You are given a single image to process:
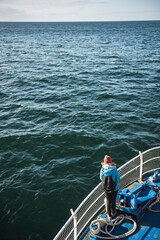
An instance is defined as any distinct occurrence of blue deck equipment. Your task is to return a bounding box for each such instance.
[116,180,158,221]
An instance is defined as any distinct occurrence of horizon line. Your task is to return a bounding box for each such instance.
[0,19,160,23]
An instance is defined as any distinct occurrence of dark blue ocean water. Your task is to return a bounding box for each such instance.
[0,21,160,240]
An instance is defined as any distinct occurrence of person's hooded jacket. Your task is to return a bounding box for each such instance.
[100,164,120,191]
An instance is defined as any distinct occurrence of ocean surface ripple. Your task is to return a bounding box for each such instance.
[0,21,160,240]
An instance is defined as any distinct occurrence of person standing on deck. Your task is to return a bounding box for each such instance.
[100,155,120,221]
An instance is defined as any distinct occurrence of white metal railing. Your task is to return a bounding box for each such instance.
[53,146,160,240]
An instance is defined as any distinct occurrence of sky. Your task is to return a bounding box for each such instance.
[0,0,160,22]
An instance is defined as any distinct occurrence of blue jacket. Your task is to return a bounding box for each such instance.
[100,164,120,191]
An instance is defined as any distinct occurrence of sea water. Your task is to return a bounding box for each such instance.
[0,21,160,240]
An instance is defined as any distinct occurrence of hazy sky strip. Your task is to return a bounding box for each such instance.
[0,0,160,22]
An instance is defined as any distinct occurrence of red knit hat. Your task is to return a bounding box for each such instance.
[101,155,112,165]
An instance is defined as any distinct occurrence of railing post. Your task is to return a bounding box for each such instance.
[104,197,107,213]
[139,151,143,181]
[70,209,77,240]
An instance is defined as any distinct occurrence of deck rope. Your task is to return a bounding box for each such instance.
[149,189,160,212]
[90,214,137,239]
[144,179,160,212]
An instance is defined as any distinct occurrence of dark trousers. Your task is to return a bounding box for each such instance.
[105,190,118,217]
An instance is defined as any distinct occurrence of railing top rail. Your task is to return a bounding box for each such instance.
[75,182,101,214]
[53,214,73,240]
[118,146,160,171]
